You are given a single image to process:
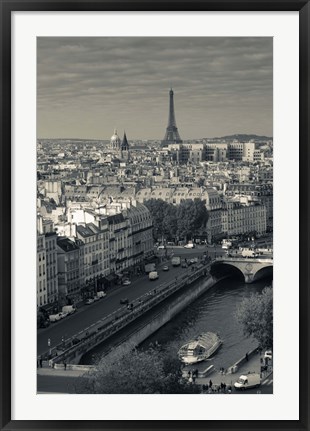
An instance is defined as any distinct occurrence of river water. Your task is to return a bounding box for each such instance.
[85,275,272,367]
[139,275,272,370]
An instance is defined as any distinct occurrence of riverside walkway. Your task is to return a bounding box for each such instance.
[37,347,272,394]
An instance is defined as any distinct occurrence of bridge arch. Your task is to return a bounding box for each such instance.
[211,258,273,284]
[210,261,245,281]
[252,265,273,282]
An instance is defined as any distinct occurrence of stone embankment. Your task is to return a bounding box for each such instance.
[49,263,221,366]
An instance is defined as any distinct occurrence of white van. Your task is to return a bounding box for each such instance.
[49,313,63,322]
[149,271,159,280]
[62,305,76,315]
[234,373,261,390]
[184,242,195,249]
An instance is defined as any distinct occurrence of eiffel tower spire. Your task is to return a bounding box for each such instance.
[162,88,182,146]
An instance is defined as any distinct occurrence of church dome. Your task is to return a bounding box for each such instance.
[111,129,121,144]
[110,129,121,150]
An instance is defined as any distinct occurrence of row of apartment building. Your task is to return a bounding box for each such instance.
[37,202,153,312]
[135,187,269,242]
[167,141,265,164]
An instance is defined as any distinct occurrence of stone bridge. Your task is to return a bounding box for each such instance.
[211,257,273,283]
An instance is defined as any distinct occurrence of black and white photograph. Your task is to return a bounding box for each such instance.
[35,36,274,395]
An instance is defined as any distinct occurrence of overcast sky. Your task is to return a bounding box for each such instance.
[37,37,273,140]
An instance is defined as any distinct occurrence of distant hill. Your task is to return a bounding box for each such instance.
[211,134,273,141]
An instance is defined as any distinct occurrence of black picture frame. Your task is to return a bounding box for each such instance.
[1,1,309,430]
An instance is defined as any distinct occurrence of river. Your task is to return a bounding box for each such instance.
[139,275,272,370]
[84,274,272,368]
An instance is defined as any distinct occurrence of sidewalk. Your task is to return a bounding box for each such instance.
[192,350,272,390]
[37,367,90,378]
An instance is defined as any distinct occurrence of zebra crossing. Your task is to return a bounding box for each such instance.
[262,377,273,386]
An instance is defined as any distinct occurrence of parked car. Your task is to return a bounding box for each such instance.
[58,311,68,319]
[162,265,169,271]
[49,313,63,323]
[85,298,94,305]
[122,279,132,286]
[181,262,188,268]
[93,296,100,302]
[62,305,76,315]
[157,245,165,250]
[120,298,129,305]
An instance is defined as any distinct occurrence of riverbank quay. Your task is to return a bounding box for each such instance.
[37,349,272,394]
[184,348,273,392]
[47,264,219,366]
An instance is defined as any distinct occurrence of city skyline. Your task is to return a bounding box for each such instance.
[37,37,273,140]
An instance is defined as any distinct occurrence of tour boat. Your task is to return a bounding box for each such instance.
[178,332,222,364]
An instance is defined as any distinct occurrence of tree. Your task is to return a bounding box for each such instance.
[144,199,169,240]
[176,199,209,241]
[74,343,201,394]
[235,286,273,349]
[144,198,209,242]
[162,204,177,239]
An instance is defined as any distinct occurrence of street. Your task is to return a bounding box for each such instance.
[37,248,206,356]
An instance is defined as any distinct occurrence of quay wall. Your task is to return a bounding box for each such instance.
[50,269,225,366]
[79,274,222,364]
[114,275,217,350]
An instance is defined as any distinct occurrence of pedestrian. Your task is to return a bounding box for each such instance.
[39,357,43,368]
[188,370,191,378]
[245,352,249,362]
[209,379,213,388]
[64,361,67,370]
[223,382,226,393]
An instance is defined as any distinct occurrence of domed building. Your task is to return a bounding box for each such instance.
[109,129,121,152]
[106,129,130,162]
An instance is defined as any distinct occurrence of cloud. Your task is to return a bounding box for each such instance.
[37,37,272,139]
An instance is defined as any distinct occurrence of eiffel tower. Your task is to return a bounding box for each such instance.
[162,88,182,146]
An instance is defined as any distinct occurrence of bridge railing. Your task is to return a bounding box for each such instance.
[214,256,273,263]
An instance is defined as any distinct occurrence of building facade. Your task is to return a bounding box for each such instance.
[57,237,83,305]
[37,234,47,309]
[45,232,59,306]
[221,199,267,237]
